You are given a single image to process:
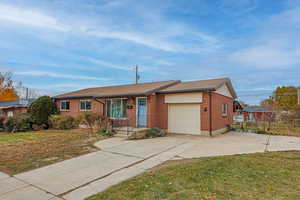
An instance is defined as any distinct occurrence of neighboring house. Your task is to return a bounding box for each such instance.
[53,78,237,135]
[0,99,35,117]
[243,106,275,122]
[298,87,300,105]
[233,101,244,123]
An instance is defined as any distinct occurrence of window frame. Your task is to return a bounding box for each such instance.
[106,98,127,119]
[80,100,92,111]
[222,103,228,116]
[60,100,70,111]
[7,111,14,117]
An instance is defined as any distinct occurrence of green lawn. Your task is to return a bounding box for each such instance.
[88,151,300,200]
[0,129,106,175]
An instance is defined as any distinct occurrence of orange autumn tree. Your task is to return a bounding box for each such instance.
[0,72,18,101]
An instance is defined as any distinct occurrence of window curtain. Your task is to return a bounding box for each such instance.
[107,99,127,118]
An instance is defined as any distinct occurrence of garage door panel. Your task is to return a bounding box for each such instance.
[168,104,201,135]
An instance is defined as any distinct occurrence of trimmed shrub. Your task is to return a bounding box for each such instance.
[28,96,57,128]
[50,115,78,130]
[145,128,166,138]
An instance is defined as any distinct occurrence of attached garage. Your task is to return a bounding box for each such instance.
[165,92,202,135]
[168,104,201,135]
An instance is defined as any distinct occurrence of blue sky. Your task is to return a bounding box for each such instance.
[0,0,300,104]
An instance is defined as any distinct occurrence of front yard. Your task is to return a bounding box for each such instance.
[0,129,105,175]
[88,151,300,200]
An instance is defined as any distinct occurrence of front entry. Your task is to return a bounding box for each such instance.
[137,97,147,127]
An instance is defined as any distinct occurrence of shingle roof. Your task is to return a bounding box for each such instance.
[0,99,35,108]
[54,80,180,99]
[158,77,237,98]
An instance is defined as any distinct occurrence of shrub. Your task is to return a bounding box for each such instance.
[15,113,32,131]
[28,96,57,128]
[145,128,166,138]
[0,116,6,129]
[50,115,78,130]
[3,113,32,132]
[3,117,16,132]
[97,129,114,137]
[77,112,99,131]
[95,116,112,133]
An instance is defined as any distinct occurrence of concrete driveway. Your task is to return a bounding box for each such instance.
[1,132,300,200]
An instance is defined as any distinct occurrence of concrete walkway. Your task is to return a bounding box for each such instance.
[1,132,300,200]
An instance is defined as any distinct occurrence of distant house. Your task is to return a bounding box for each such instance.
[233,101,244,123]
[0,99,35,117]
[53,78,237,136]
[243,106,275,122]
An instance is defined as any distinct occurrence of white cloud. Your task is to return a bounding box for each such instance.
[228,46,300,68]
[0,3,67,31]
[228,5,300,68]
[82,57,133,71]
[0,2,221,53]
[15,70,109,81]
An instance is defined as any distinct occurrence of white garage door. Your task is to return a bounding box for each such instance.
[168,104,201,135]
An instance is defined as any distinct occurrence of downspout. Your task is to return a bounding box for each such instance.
[94,98,105,116]
[209,91,213,137]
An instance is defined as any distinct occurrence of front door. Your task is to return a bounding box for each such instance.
[137,97,147,127]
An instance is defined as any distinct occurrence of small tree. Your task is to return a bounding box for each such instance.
[28,96,57,128]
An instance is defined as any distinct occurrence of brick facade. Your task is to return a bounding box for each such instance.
[55,91,234,133]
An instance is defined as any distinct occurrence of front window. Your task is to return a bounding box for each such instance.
[7,111,14,117]
[222,103,228,115]
[60,100,70,111]
[80,100,92,110]
[106,99,127,118]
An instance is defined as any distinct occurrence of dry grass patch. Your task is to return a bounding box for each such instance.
[0,129,105,175]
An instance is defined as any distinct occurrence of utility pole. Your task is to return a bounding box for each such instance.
[135,65,140,84]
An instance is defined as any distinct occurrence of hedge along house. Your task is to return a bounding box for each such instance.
[53,78,237,136]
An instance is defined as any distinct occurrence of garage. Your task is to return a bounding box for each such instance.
[165,92,202,135]
[168,103,201,135]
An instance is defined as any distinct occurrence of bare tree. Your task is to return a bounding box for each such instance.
[0,72,14,90]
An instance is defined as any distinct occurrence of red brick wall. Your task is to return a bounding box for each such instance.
[200,93,210,131]
[154,92,234,132]
[155,95,168,129]
[127,97,136,127]
[210,92,233,131]
[55,92,234,132]
[55,98,104,117]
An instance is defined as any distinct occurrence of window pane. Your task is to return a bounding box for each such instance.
[86,101,91,110]
[66,101,70,110]
[80,101,85,110]
[111,99,121,118]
